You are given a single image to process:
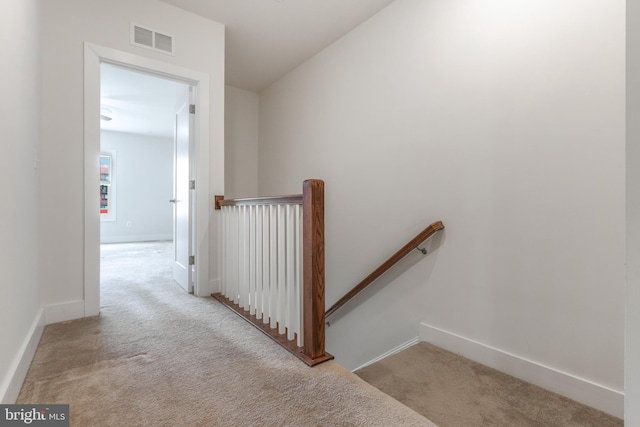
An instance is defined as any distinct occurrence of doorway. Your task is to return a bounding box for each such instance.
[99,62,194,293]
[84,43,212,317]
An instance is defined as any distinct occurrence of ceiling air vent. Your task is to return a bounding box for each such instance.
[131,23,174,55]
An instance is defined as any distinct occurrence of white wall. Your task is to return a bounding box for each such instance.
[0,0,44,402]
[225,86,259,199]
[40,0,224,317]
[627,0,640,423]
[100,131,173,243]
[259,0,624,416]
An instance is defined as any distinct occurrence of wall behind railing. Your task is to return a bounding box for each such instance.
[257,0,624,416]
[225,86,259,200]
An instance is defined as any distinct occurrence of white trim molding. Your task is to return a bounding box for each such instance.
[84,43,211,315]
[419,322,623,418]
[208,278,221,297]
[0,309,45,403]
[352,337,420,373]
[100,235,173,244]
[45,301,86,325]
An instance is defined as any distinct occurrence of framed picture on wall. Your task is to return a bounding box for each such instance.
[100,154,112,215]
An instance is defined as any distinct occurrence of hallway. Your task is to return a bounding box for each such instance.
[17,242,431,426]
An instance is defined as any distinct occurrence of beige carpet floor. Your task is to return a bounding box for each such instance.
[355,342,622,427]
[18,241,433,426]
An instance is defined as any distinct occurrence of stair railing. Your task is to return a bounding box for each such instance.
[212,179,333,366]
[324,221,444,321]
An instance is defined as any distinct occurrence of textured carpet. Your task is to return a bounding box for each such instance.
[18,241,434,426]
[355,342,622,427]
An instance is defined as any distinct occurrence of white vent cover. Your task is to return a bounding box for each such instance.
[130,23,174,55]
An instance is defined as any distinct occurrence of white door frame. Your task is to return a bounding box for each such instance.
[84,43,211,316]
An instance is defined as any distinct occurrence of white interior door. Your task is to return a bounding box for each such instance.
[172,96,193,292]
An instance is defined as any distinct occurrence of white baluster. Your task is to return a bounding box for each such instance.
[220,196,311,351]
[277,205,286,335]
[255,205,263,320]
[220,206,226,298]
[230,206,239,304]
[262,205,271,325]
[286,204,296,341]
[296,204,304,347]
[221,206,226,298]
[248,205,256,315]
[269,205,278,329]
[240,206,249,311]
[235,206,242,305]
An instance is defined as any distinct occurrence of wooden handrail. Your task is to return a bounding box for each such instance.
[324,221,444,319]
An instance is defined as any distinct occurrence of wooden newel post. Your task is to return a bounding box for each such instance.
[303,179,327,361]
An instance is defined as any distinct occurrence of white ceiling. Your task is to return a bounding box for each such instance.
[100,63,188,138]
[160,0,396,92]
[100,0,396,137]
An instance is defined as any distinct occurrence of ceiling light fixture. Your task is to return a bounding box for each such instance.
[100,107,113,121]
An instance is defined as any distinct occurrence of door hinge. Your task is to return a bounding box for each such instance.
[189,180,195,190]
[189,104,196,114]
[189,255,195,266]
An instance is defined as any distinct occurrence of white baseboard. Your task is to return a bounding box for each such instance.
[352,337,420,373]
[45,300,86,325]
[100,234,172,244]
[207,278,220,296]
[0,308,44,403]
[419,322,623,418]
